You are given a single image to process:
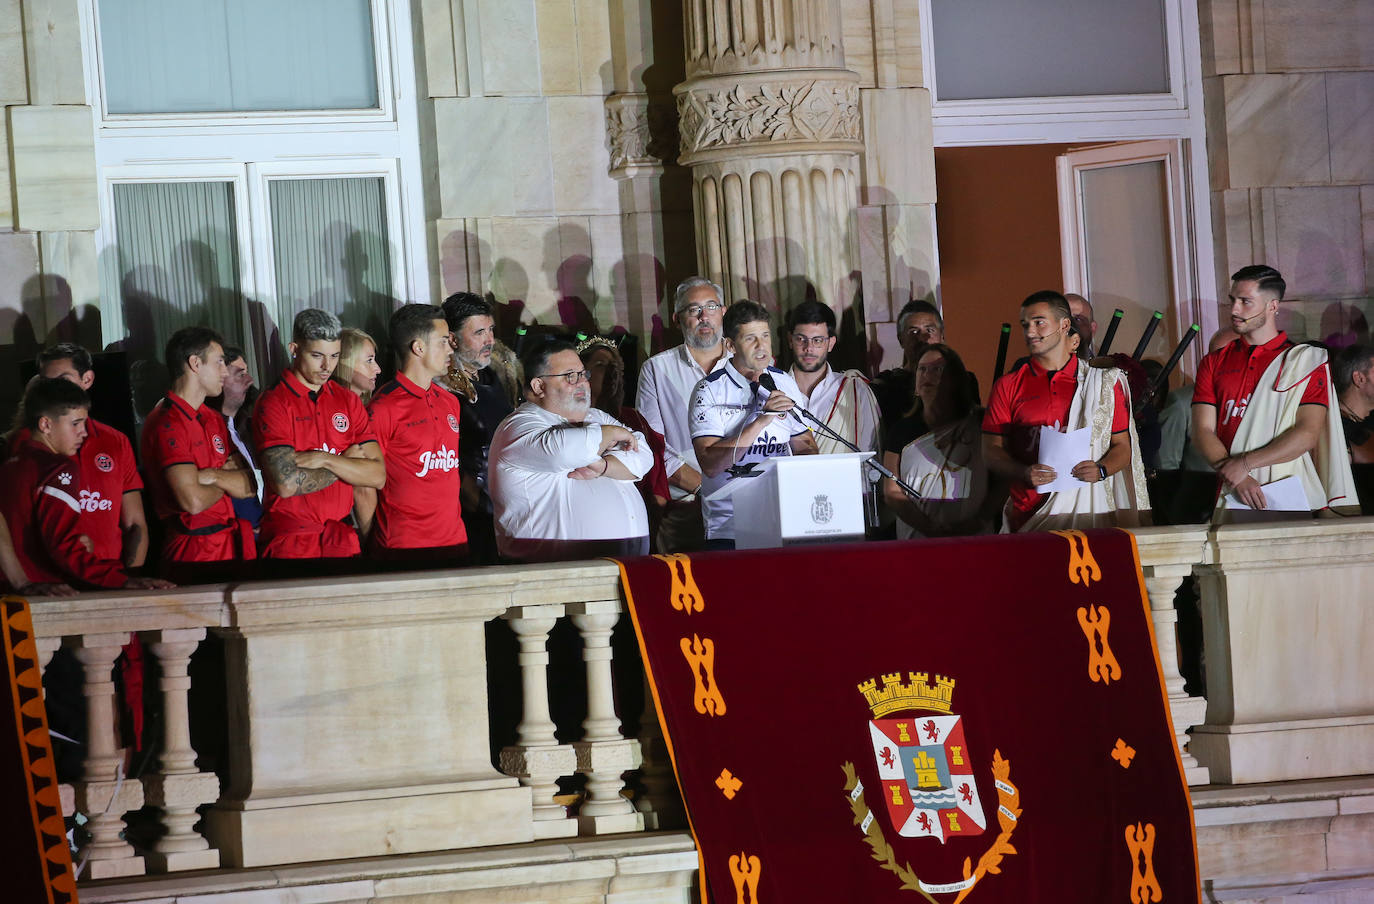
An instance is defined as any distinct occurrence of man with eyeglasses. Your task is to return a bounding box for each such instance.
[873,299,948,424]
[786,300,880,454]
[489,339,653,562]
[636,276,732,552]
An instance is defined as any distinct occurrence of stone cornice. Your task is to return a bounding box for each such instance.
[674,70,862,166]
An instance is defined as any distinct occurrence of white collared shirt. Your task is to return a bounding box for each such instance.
[791,364,881,454]
[489,403,653,552]
[689,362,809,540]
[636,343,729,498]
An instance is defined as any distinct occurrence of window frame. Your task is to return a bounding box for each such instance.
[80,0,395,129]
[84,0,428,383]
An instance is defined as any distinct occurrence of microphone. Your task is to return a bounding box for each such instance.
[1233,311,1266,325]
[755,371,923,501]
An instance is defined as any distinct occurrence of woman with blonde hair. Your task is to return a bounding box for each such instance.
[334,327,383,403]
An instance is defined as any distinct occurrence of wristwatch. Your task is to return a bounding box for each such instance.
[1096,463,1108,481]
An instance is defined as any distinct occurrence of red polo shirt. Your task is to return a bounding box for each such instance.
[11,419,141,562]
[254,371,376,558]
[368,373,468,551]
[1193,333,1328,451]
[142,392,248,563]
[0,440,127,588]
[983,355,1129,530]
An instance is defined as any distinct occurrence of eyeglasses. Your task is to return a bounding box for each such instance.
[537,369,590,385]
[681,303,723,319]
[791,334,830,348]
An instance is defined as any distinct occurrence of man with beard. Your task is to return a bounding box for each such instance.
[489,339,653,562]
[254,309,384,562]
[691,300,818,549]
[785,300,880,454]
[1192,265,1356,517]
[636,276,731,551]
[438,292,512,563]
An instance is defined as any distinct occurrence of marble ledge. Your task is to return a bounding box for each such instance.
[28,585,229,639]
[77,833,699,903]
[1192,775,1374,814]
[1203,517,1374,569]
[1128,524,1210,570]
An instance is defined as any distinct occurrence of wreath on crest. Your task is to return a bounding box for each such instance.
[841,750,1022,903]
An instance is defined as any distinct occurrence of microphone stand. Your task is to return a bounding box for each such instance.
[788,405,925,502]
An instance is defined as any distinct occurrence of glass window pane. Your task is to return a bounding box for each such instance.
[111,181,243,413]
[1080,161,1176,360]
[98,0,378,114]
[269,177,395,347]
[930,0,1169,100]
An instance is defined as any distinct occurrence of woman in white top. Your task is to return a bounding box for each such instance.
[882,344,994,538]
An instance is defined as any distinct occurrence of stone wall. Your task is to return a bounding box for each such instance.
[0,0,102,422]
[1201,0,1374,346]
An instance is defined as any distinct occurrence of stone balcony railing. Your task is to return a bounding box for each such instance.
[25,520,1374,901]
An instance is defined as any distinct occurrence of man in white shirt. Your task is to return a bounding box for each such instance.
[635,276,730,552]
[785,300,880,454]
[490,339,654,562]
[691,300,819,549]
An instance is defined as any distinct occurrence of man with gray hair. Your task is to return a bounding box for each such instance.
[254,308,385,561]
[635,276,730,551]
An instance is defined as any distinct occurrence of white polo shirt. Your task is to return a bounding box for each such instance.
[792,364,881,454]
[689,361,809,540]
[489,403,653,556]
[636,343,729,498]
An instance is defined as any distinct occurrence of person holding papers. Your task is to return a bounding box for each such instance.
[1191,265,1357,520]
[982,291,1149,532]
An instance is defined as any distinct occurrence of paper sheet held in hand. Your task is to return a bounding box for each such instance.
[1037,425,1091,495]
[1224,474,1310,511]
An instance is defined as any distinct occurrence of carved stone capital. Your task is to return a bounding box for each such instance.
[674,71,862,166]
[605,93,679,179]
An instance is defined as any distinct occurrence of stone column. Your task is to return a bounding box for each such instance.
[674,0,863,314]
[71,634,145,879]
[142,629,221,871]
[1131,527,1211,786]
[569,601,643,834]
[498,605,578,840]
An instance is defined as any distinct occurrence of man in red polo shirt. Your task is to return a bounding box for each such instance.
[36,343,155,575]
[142,327,257,575]
[254,309,384,560]
[2,379,169,589]
[366,304,468,561]
[1192,265,1352,514]
[983,291,1135,531]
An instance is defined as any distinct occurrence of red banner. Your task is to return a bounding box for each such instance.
[619,530,1198,904]
[2,596,78,904]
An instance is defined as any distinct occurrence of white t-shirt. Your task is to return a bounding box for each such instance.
[689,361,810,540]
[489,403,653,556]
[636,344,729,499]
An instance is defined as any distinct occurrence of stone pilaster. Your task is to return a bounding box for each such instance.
[674,0,863,315]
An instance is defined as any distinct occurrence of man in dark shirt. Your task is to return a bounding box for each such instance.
[440,292,514,564]
[1333,343,1374,513]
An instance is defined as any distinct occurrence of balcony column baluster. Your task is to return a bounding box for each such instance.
[71,633,145,879]
[570,601,643,834]
[143,628,222,871]
[498,605,578,839]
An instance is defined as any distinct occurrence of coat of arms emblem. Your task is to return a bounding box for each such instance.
[811,493,834,524]
[843,671,1022,899]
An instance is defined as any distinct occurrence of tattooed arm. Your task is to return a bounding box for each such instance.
[262,444,339,498]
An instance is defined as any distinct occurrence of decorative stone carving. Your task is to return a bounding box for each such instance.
[676,74,861,165]
[605,94,679,177]
[683,0,845,78]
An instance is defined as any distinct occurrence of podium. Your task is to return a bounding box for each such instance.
[704,452,872,549]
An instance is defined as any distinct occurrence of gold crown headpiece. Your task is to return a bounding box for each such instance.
[857,672,955,718]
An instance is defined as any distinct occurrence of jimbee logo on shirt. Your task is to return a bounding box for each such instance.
[447,413,460,433]
[94,453,115,473]
[415,445,460,478]
[745,436,790,458]
[78,490,114,512]
[333,413,350,433]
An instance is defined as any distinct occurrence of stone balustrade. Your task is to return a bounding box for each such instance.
[22,519,1374,896]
